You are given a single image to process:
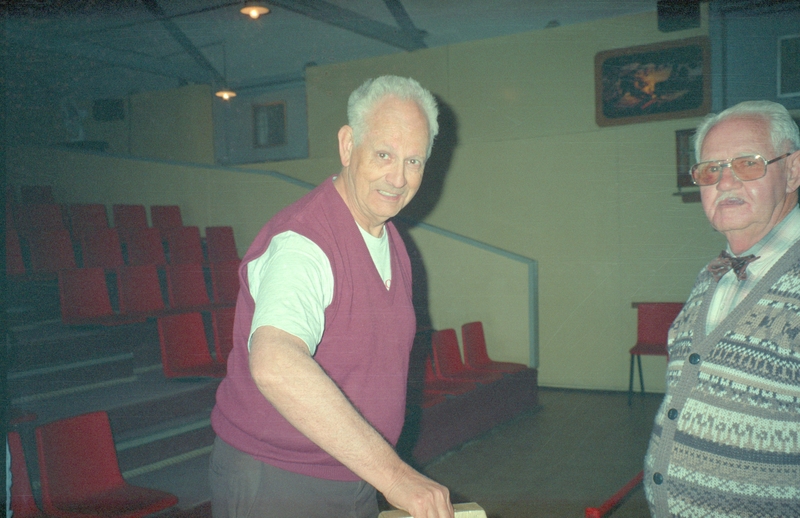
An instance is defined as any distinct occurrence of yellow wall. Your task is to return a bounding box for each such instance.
[275,9,724,391]
[9,9,727,391]
[83,84,215,164]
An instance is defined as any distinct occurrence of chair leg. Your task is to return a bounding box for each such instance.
[628,354,635,406]
[636,355,645,394]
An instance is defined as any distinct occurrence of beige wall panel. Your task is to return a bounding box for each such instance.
[129,84,214,164]
[204,172,310,254]
[407,226,532,366]
[445,11,707,144]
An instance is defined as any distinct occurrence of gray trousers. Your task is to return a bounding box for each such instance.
[209,437,380,518]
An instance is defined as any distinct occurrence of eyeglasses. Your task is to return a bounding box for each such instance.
[690,153,791,186]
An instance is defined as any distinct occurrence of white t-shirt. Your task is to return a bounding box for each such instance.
[247,226,391,354]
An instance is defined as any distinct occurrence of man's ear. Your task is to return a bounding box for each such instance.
[785,150,800,194]
[338,125,354,167]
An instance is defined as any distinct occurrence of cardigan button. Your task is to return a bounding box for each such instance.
[653,472,664,485]
[689,353,701,365]
[668,408,678,420]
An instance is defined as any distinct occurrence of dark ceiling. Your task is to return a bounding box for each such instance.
[4,0,659,102]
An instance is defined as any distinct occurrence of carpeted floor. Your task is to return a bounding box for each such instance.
[420,387,662,518]
[169,387,662,518]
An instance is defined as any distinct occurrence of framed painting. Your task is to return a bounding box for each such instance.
[595,37,710,127]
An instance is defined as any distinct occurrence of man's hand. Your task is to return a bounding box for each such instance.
[250,326,453,518]
[383,463,454,518]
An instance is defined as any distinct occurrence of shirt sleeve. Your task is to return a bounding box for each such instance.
[247,231,333,355]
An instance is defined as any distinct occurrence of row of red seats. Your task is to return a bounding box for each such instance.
[419,322,528,408]
[10,203,187,240]
[8,224,239,278]
[9,411,178,518]
[59,261,239,326]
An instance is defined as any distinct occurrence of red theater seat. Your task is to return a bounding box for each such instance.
[35,411,179,518]
[209,259,240,304]
[164,226,203,264]
[431,328,503,384]
[68,203,108,239]
[461,321,528,374]
[81,227,124,269]
[165,262,212,311]
[157,312,227,378]
[150,205,182,233]
[58,268,114,325]
[112,204,147,230]
[205,226,239,262]
[422,355,476,396]
[121,227,166,266]
[116,265,166,319]
[28,229,77,273]
[8,430,46,518]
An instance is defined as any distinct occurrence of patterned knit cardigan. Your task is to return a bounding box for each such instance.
[644,241,800,517]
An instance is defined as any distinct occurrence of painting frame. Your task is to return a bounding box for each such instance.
[595,37,711,127]
[675,128,696,189]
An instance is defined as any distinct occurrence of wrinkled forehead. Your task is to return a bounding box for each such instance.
[700,115,774,160]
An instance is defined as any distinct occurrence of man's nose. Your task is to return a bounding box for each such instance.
[385,162,408,188]
[716,163,741,189]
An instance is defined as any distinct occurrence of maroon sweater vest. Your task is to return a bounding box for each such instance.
[211,177,416,481]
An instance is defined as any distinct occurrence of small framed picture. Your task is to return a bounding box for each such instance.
[675,128,696,189]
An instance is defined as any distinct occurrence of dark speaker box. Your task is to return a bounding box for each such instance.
[657,0,701,33]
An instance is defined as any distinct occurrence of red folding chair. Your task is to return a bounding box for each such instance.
[67,203,108,240]
[112,204,148,230]
[205,226,239,262]
[150,205,182,233]
[29,229,77,274]
[58,268,115,325]
[116,265,166,319]
[629,302,684,405]
[35,411,179,518]
[461,321,528,374]
[164,226,204,264]
[166,262,212,310]
[8,430,46,518]
[157,312,227,378]
[432,329,503,384]
[81,227,124,269]
[121,227,166,266]
[209,259,240,304]
[212,306,235,364]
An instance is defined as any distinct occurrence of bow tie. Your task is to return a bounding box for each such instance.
[707,250,760,282]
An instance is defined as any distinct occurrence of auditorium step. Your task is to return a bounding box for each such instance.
[9,316,221,513]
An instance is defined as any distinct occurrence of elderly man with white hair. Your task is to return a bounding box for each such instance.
[645,100,800,517]
[211,76,453,518]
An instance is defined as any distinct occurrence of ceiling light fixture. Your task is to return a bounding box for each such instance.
[215,88,236,100]
[240,1,270,20]
[215,44,236,101]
